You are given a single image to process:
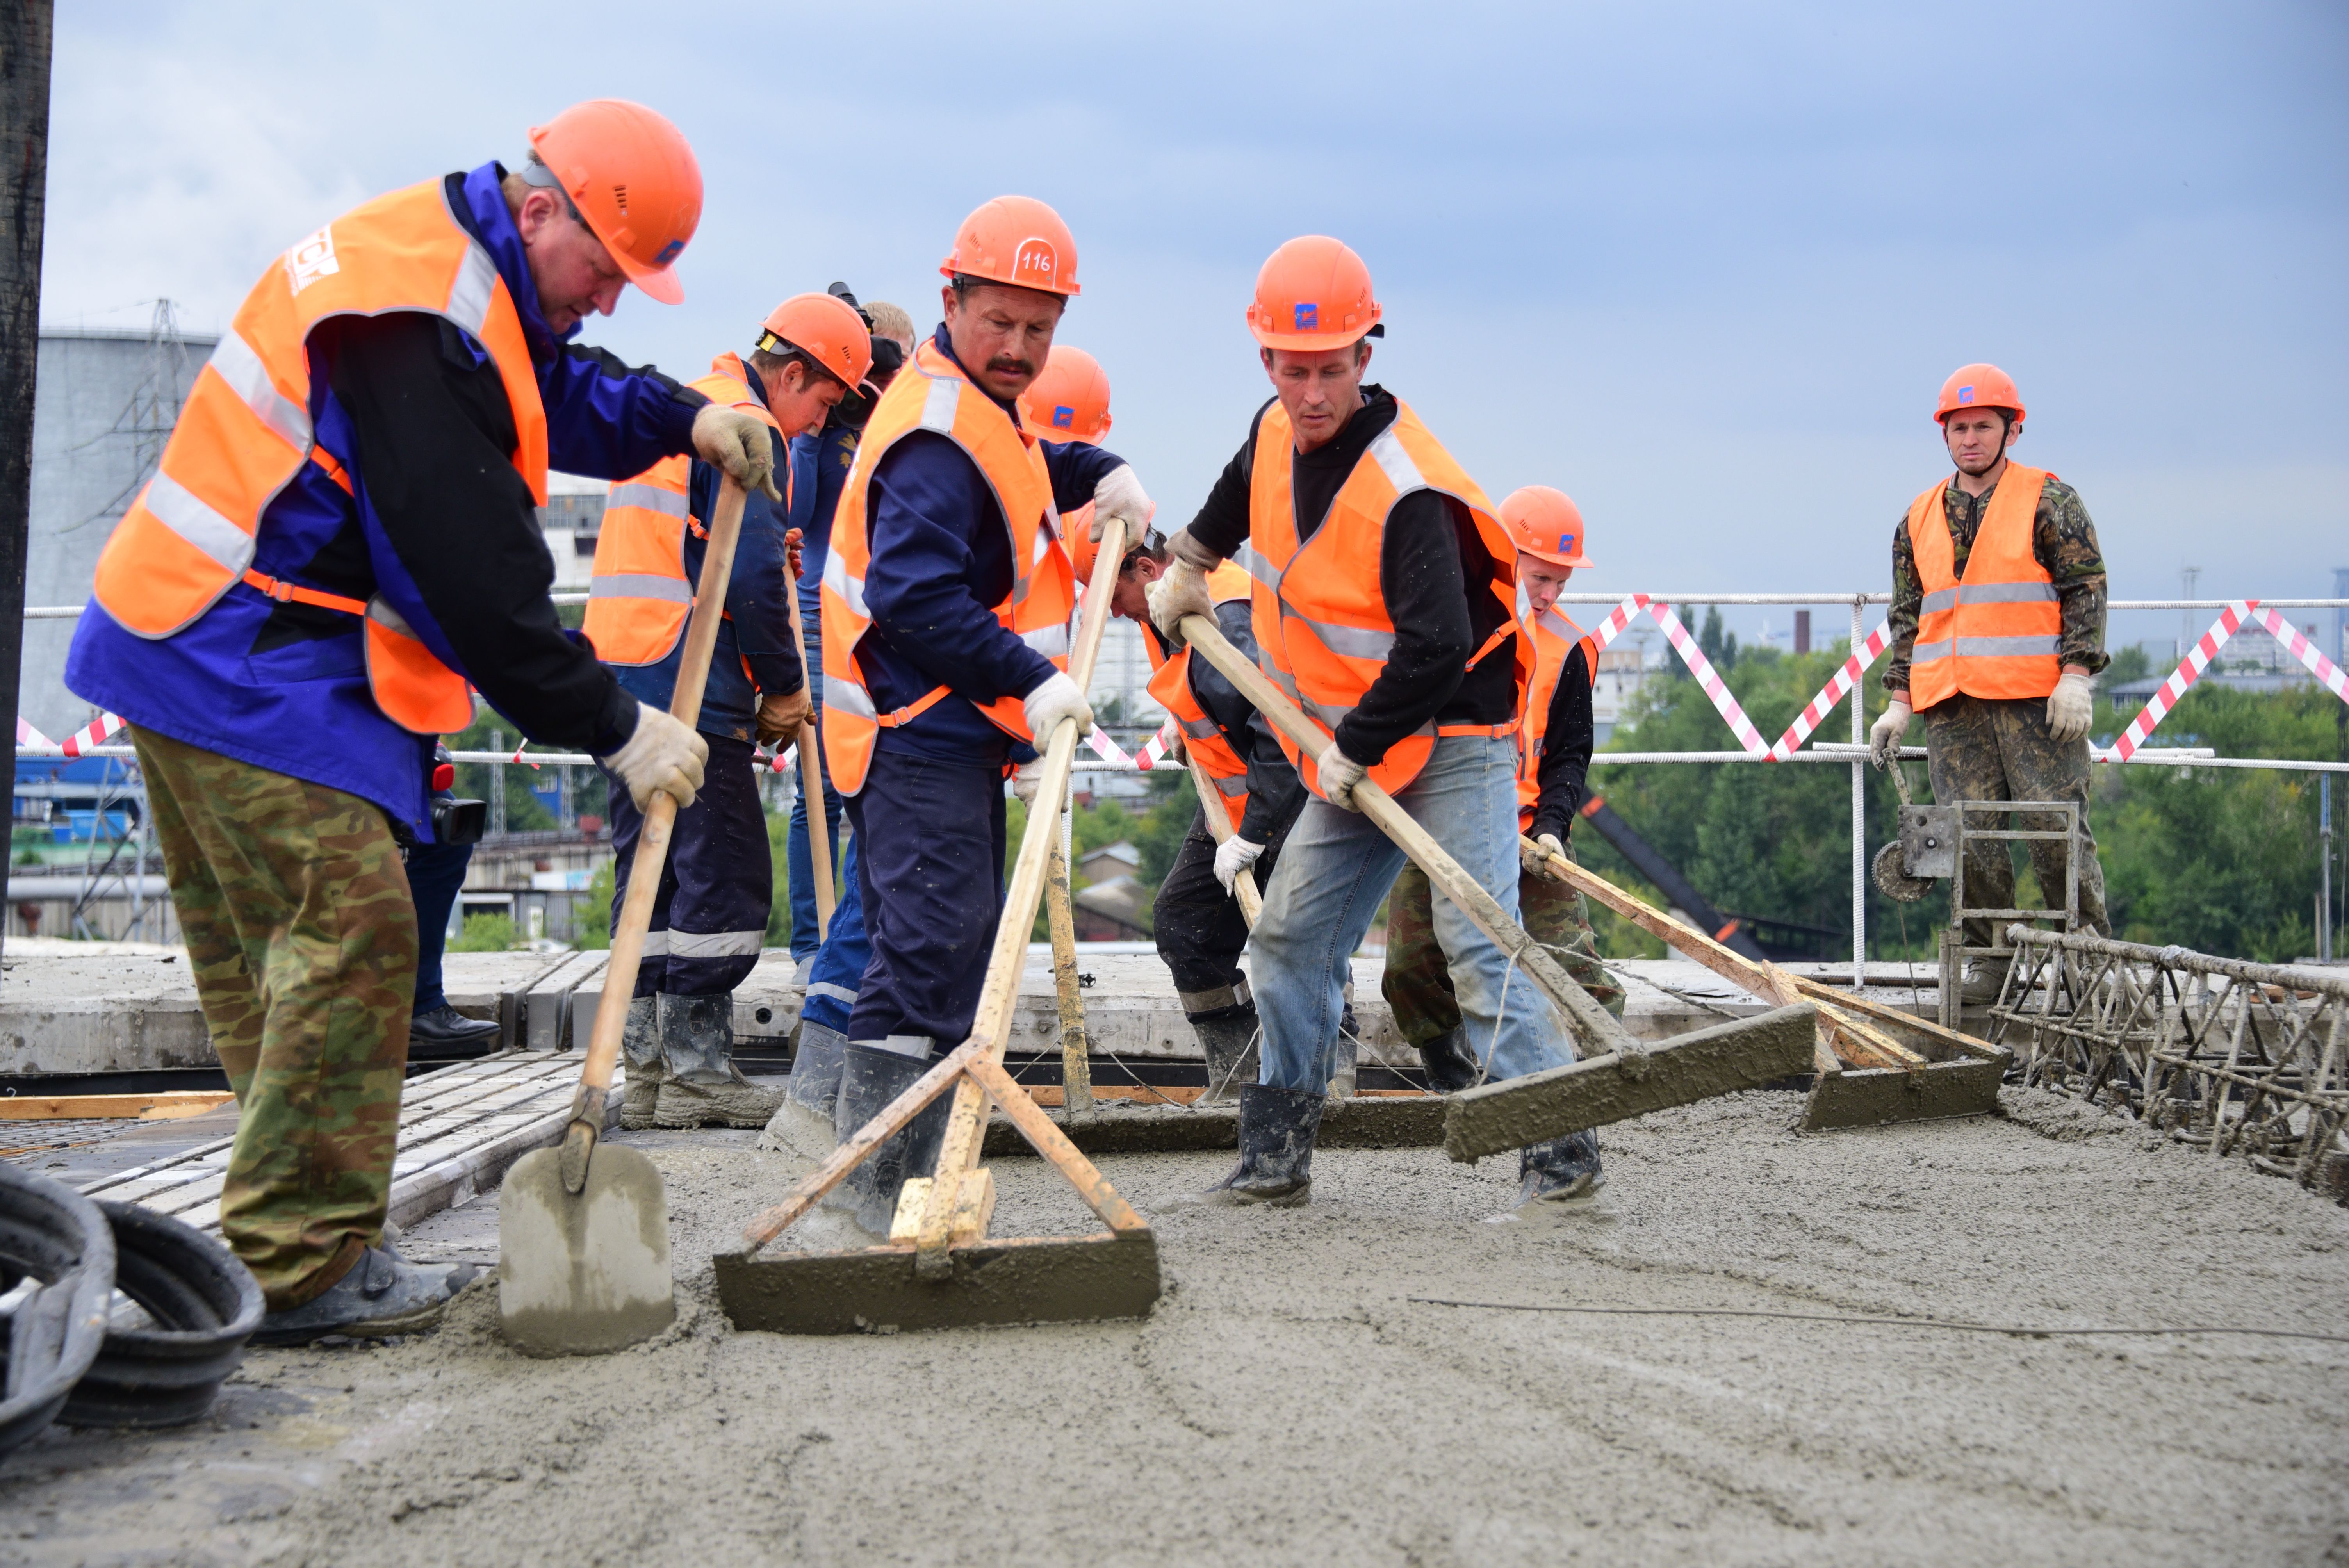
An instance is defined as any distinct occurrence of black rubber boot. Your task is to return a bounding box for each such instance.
[1189,1006,1260,1105]
[760,1020,848,1158]
[826,1044,950,1238]
[654,992,781,1129]
[1518,1129,1606,1208]
[618,995,664,1130]
[1193,1084,1325,1208]
[1417,1025,1480,1094]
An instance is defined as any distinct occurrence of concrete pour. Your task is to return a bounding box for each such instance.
[4,1086,2345,1566]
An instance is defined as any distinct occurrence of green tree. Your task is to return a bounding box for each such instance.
[451,912,520,952]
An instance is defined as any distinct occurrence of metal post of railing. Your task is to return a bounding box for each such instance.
[1850,598,1866,988]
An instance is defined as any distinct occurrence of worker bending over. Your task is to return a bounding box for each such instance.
[820,197,1155,1234]
[1148,236,1598,1211]
[587,294,874,1129]
[1869,365,2110,1000]
[1384,487,1623,1114]
[66,102,773,1342]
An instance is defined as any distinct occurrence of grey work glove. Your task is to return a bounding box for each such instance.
[690,404,783,504]
[1212,834,1265,894]
[600,702,709,811]
[1022,670,1094,745]
[1088,463,1154,542]
[1316,740,1368,812]
[2044,670,2095,743]
[1868,698,1913,768]
[1520,831,1566,878]
[1147,559,1217,645]
[1011,758,1047,804]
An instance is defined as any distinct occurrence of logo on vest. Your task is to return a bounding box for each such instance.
[1012,239,1059,286]
[284,225,340,295]
[1293,302,1319,332]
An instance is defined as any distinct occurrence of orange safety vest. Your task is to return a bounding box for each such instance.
[820,340,1078,796]
[89,178,542,737]
[583,353,779,666]
[1237,399,1527,800]
[1515,599,1599,831]
[1145,563,1256,832]
[1906,463,2062,709]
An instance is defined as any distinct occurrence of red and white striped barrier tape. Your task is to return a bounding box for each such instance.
[1770,620,1894,760]
[2105,600,2252,763]
[2245,603,2349,705]
[57,711,126,759]
[15,715,54,750]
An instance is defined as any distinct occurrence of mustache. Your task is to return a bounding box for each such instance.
[986,355,1034,377]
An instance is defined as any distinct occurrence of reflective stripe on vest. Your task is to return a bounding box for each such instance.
[820,340,1077,796]
[1515,597,1599,830]
[1144,565,1257,832]
[584,355,779,667]
[1244,399,1527,800]
[1906,463,2062,709]
[89,177,542,734]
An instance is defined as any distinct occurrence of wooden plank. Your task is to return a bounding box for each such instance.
[966,1054,1148,1235]
[0,1091,232,1121]
[1045,833,1095,1117]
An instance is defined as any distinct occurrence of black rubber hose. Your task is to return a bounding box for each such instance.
[0,1163,116,1459]
[61,1202,264,1430]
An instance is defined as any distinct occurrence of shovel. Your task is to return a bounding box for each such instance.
[780,529,835,940]
[499,473,750,1356]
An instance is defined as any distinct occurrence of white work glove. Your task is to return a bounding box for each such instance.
[1519,831,1565,878]
[1213,835,1265,894]
[1088,464,1153,542]
[1022,670,1094,745]
[1868,698,1913,768]
[1146,559,1217,645]
[690,404,782,504]
[2044,669,2094,743]
[1011,758,1046,804]
[600,702,709,811]
[1316,740,1368,812]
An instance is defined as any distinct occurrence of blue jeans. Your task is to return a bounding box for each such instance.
[786,614,845,959]
[1251,735,1573,1094]
[798,834,870,1035]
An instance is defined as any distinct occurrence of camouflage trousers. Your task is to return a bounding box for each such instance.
[1382,844,1626,1049]
[1920,693,2112,950]
[132,728,415,1310]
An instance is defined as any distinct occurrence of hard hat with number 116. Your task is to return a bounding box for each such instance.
[1501,486,1593,568]
[527,100,703,305]
[939,196,1082,296]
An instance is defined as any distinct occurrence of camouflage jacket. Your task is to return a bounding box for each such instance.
[1883,467,2108,694]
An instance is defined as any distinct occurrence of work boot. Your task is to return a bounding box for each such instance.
[250,1247,478,1347]
[1959,962,2007,1006]
[618,995,665,1130]
[1417,1025,1480,1094]
[406,1004,501,1062]
[1517,1130,1606,1210]
[653,992,783,1129]
[1190,1007,1260,1105]
[1191,1084,1325,1208]
[826,1043,950,1238]
[759,1019,849,1158]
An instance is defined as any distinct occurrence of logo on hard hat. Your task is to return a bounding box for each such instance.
[1013,239,1059,284]
[1052,406,1075,429]
[1294,302,1319,332]
[1957,386,1975,404]
[654,239,684,265]
[1559,533,1577,554]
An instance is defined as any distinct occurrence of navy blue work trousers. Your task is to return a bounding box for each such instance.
[405,839,473,1012]
[603,734,772,998]
[841,748,1006,1060]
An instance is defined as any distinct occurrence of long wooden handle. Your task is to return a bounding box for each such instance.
[561,476,749,1191]
[1176,612,1641,1066]
[781,558,835,939]
[1044,825,1094,1116]
[910,517,1130,1275]
[1187,758,1262,926]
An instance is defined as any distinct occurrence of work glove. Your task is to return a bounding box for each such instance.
[783,526,805,584]
[2044,669,2095,743]
[1022,670,1094,745]
[1147,559,1217,645]
[756,686,811,747]
[1868,697,1913,768]
[1519,831,1566,878]
[1316,740,1368,812]
[1213,834,1265,894]
[600,702,708,811]
[1088,464,1154,542]
[690,404,783,504]
[1011,758,1047,804]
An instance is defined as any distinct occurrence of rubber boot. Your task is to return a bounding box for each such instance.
[1517,1129,1606,1209]
[618,996,665,1130]
[1417,1025,1480,1094]
[1329,1004,1360,1099]
[1190,1007,1260,1105]
[1190,1084,1325,1208]
[759,1019,848,1158]
[824,1043,951,1239]
[1959,961,2006,1005]
[652,992,783,1129]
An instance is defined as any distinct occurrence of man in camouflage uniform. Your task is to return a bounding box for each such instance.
[1871,364,2110,998]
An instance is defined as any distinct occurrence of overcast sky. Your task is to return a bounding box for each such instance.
[38,1,2349,658]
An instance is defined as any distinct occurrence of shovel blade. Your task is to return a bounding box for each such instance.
[498,1143,674,1357]
[1442,1003,1819,1162]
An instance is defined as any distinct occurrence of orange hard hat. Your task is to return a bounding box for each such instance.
[1246,235,1382,351]
[1019,346,1112,445]
[1936,363,2025,424]
[528,100,703,306]
[939,195,1081,296]
[757,293,876,395]
[1500,486,1592,569]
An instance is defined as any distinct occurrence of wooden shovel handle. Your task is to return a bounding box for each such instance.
[781,550,835,940]
[1187,757,1262,926]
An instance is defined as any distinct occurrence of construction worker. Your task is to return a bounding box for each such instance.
[62,102,777,1343]
[1869,365,2111,998]
[586,293,874,1130]
[818,196,1156,1235]
[1383,487,1624,1099]
[1147,236,1602,1212]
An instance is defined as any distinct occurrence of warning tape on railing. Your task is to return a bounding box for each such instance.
[1586,593,1769,756]
[2104,600,2349,762]
[1770,620,1895,760]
